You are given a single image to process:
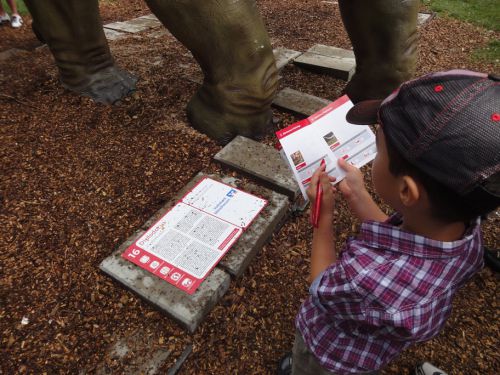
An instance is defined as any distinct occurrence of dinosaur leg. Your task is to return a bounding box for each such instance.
[25,0,137,104]
[146,0,278,144]
[339,0,419,103]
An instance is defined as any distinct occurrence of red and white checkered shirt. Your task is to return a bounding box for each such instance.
[296,214,484,374]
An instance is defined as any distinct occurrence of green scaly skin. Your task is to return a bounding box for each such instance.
[25,0,137,104]
[339,0,419,103]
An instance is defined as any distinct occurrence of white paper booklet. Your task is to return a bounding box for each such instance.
[122,177,267,294]
[276,95,377,200]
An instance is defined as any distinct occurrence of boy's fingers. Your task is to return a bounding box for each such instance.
[338,180,351,196]
[308,168,321,197]
[320,173,335,190]
[338,157,355,172]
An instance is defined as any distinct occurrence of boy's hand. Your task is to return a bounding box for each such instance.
[337,158,366,202]
[337,158,388,222]
[306,162,337,219]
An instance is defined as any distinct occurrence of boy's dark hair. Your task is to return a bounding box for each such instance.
[384,136,482,222]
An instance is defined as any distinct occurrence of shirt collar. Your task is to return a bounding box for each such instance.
[357,213,481,259]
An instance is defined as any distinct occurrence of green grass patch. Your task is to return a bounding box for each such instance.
[424,0,499,63]
[472,39,500,63]
[1,0,27,15]
[423,0,499,31]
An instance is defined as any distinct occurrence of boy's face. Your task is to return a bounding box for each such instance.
[372,126,401,210]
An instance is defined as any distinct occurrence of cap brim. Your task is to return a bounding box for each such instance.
[346,99,383,125]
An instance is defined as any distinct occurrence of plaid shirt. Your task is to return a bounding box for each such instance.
[296,214,483,374]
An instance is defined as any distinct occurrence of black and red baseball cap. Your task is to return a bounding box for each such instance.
[346,69,500,213]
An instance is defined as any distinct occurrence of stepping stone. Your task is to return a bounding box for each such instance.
[214,136,299,199]
[417,12,435,26]
[214,136,307,212]
[273,87,332,117]
[294,44,356,81]
[218,179,289,277]
[167,345,193,375]
[100,217,230,334]
[104,28,126,41]
[126,16,162,29]
[104,15,160,34]
[104,21,148,34]
[148,29,173,39]
[94,329,173,375]
[140,173,290,278]
[100,233,230,333]
[273,48,302,70]
[139,13,159,21]
[100,172,288,331]
[308,44,354,59]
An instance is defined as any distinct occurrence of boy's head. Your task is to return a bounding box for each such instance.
[347,70,500,222]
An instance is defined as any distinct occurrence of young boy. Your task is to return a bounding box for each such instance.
[280,70,499,374]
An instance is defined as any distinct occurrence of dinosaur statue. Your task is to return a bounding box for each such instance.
[25,0,419,144]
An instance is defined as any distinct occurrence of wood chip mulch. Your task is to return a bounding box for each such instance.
[0,1,498,374]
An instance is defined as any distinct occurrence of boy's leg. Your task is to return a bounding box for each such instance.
[291,330,337,375]
[291,330,379,375]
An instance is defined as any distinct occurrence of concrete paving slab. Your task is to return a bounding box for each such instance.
[100,219,230,333]
[166,345,193,375]
[214,136,299,199]
[418,12,435,26]
[100,243,230,333]
[219,181,289,277]
[100,172,289,332]
[94,329,172,375]
[140,172,289,278]
[104,28,126,41]
[139,14,159,21]
[126,17,162,29]
[273,87,331,117]
[148,29,173,39]
[307,44,354,59]
[104,20,149,33]
[273,48,302,70]
[294,51,355,81]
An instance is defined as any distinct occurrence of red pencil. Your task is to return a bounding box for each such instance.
[312,159,326,228]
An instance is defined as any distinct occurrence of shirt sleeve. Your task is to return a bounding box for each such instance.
[309,259,366,320]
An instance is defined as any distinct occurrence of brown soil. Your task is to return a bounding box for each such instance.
[1,1,499,374]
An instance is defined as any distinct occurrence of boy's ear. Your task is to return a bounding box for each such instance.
[399,175,421,207]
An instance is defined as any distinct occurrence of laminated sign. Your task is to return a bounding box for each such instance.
[276,95,377,200]
[122,178,267,294]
